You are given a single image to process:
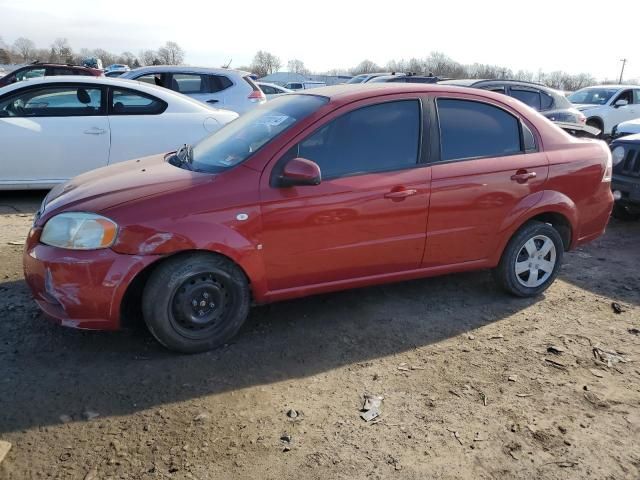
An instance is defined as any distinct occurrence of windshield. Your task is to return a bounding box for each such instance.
[568,88,618,105]
[191,94,328,173]
[346,75,367,84]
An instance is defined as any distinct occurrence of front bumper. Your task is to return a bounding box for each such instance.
[23,228,157,330]
[612,174,640,208]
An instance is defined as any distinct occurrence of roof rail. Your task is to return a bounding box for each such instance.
[473,78,549,88]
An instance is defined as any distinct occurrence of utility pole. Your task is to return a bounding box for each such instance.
[619,58,627,84]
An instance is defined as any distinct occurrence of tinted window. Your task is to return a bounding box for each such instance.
[297,100,421,178]
[135,74,163,87]
[0,86,102,117]
[111,89,166,115]
[50,67,75,76]
[210,75,233,93]
[540,92,554,110]
[437,99,521,161]
[260,85,277,95]
[511,89,541,110]
[487,86,506,94]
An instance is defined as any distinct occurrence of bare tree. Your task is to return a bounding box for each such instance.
[250,51,281,77]
[13,37,36,62]
[50,37,72,63]
[350,59,380,75]
[0,48,11,64]
[118,51,137,67]
[157,41,185,65]
[139,49,158,66]
[287,59,308,75]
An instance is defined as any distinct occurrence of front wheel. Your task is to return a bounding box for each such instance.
[142,253,250,353]
[493,221,564,297]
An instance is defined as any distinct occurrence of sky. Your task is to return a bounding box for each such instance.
[0,0,638,81]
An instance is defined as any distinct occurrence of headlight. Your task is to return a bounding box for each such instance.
[40,213,118,250]
[612,146,625,166]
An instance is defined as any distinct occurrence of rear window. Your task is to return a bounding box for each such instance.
[437,98,521,161]
[192,94,328,173]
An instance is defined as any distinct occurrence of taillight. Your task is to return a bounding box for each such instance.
[577,112,586,124]
[248,90,266,102]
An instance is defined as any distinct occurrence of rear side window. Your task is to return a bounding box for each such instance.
[297,100,421,178]
[510,88,541,110]
[260,84,277,95]
[0,85,102,117]
[540,92,554,110]
[110,88,167,115]
[170,74,206,94]
[210,75,233,92]
[437,99,521,161]
[49,67,75,76]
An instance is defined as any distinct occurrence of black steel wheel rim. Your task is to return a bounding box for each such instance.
[169,272,232,339]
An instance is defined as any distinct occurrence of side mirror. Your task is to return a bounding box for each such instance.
[614,99,629,108]
[279,157,321,187]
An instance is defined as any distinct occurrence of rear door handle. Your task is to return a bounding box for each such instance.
[511,171,537,183]
[384,189,417,199]
[206,99,219,104]
[84,127,106,135]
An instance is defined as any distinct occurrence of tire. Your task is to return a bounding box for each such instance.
[586,118,604,139]
[142,252,250,353]
[612,204,640,221]
[493,221,564,297]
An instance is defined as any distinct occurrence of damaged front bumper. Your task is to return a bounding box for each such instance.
[23,227,157,330]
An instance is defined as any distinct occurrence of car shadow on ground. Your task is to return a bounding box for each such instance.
[0,270,537,435]
[560,218,640,307]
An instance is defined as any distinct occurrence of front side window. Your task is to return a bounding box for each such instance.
[0,85,102,117]
[111,89,166,115]
[437,99,521,161]
[15,68,45,81]
[191,94,328,173]
[510,88,541,110]
[613,90,633,105]
[296,100,421,179]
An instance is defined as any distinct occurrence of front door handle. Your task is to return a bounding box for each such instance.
[511,171,537,183]
[384,188,417,199]
[84,127,106,135]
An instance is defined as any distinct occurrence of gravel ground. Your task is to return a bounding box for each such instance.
[0,191,639,480]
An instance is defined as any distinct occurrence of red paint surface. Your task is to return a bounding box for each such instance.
[23,85,614,330]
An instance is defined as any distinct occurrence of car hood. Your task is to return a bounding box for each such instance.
[572,104,602,112]
[39,154,213,223]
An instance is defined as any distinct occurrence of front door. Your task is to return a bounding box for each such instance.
[0,84,109,186]
[260,98,431,292]
[425,97,548,267]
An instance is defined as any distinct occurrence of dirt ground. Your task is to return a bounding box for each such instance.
[0,191,639,480]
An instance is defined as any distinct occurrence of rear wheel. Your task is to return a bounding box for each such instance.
[493,221,564,297]
[142,253,250,353]
[586,118,604,138]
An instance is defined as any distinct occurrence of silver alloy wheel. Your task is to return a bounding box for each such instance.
[514,234,557,288]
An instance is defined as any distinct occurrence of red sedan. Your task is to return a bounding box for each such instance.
[24,84,614,352]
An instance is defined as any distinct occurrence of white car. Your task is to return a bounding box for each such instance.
[283,81,326,91]
[0,76,238,190]
[256,82,293,99]
[612,118,640,139]
[568,85,640,136]
[120,66,266,114]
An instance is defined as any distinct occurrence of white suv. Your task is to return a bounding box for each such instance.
[120,66,266,114]
[568,85,640,136]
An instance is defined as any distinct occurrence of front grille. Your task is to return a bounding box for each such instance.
[615,146,640,178]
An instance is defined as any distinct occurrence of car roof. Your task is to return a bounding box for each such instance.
[579,84,640,90]
[122,65,250,77]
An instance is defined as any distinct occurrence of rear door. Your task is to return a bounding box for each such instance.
[259,96,431,291]
[167,73,232,108]
[0,83,109,186]
[424,96,548,267]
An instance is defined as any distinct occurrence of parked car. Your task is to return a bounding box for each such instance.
[0,76,238,189]
[610,134,640,220]
[120,66,265,114]
[568,85,640,136]
[284,81,326,90]
[0,62,103,87]
[346,72,401,84]
[439,79,597,137]
[369,74,439,84]
[23,84,613,353]
[611,118,640,139]
[257,81,293,99]
[105,64,131,77]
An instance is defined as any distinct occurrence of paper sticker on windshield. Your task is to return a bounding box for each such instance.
[260,115,289,127]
